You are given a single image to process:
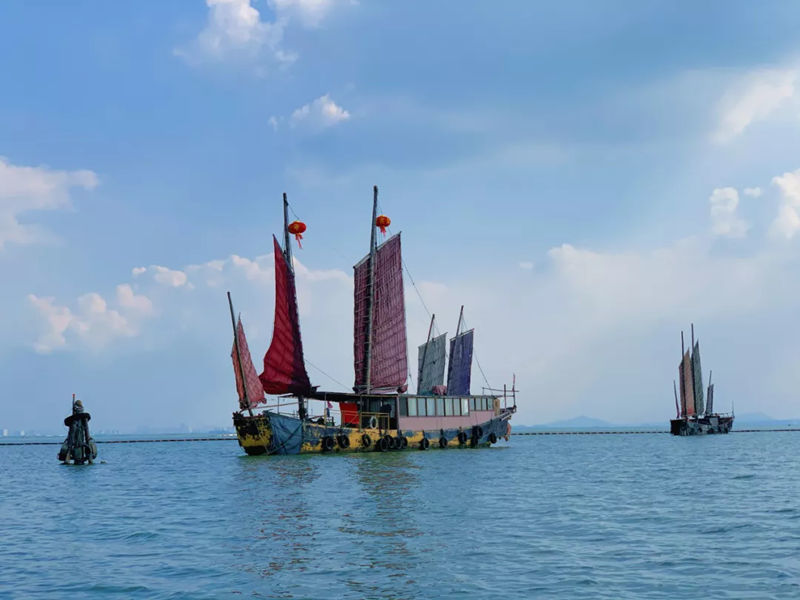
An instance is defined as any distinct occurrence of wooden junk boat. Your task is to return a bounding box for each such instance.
[670,324,734,436]
[229,187,516,455]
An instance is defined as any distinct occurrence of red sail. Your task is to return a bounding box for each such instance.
[678,350,695,417]
[353,233,408,393]
[259,236,311,395]
[231,317,266,410]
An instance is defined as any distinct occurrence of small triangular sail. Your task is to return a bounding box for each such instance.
[447,329,474,396]
[418,333,447,395]
[691,340,705,415]
[260,236,312,395]
[678,350,695,417]
[231,317,266,410]
[353,233,408,393]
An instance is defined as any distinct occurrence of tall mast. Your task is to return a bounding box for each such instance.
[456,305,464,337]
[363,185,379,394]
[418,314,436,391]
[227,291,253,417]
[283,193,306,419]
[283,192,293,272]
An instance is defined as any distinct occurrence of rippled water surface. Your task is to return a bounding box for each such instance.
[2,432,799,599]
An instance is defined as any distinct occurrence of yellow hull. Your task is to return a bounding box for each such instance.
[233,410,512,456]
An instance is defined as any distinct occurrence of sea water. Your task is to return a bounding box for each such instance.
[1,432,798,599]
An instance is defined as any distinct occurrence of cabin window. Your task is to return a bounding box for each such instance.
[436,398,445,416]
[444,397,453,416]
[469,398,477,411]
[461,398,469,415]
[399,398,408,417]
[426,397,435,417]
[408,397,417,417]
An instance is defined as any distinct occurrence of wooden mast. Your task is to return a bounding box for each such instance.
[363,185,378,394]
[456,305,464,337]
[283,193,306,420]
[418,314,436,393]
[228,291,253,417]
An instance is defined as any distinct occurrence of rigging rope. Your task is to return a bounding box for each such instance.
[305,358,350,391]
[461,315,492,390]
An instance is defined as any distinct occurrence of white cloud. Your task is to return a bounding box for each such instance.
[270,0,337,27]
[709,187,748,238]
[176,0,351,69]
[290,94,351,130]
[714,67,797,143]
[0,157,98,250]
[116,284,155,316]
[175,0,294,68]
[134,265,190,288]
[268,116,280,130]
[770,168,800,239]
[518,261,534,270]
[28,290,148,353]
[743,187,763,198]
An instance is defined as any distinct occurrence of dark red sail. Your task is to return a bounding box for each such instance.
[353,233,408,393]
[678,350,695,417]
[231,317,266,410]
[260,236,311,395]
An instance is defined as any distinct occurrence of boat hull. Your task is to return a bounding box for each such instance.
[233,409,514,456]
[670,415,734,436]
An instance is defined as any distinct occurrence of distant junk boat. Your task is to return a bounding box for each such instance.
[670,324,734,436]
[228,187,517,455]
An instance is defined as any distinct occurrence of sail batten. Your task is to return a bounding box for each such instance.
[418,333,447,395]
[353,233,408,393]
[447,329,474,396]
[260,236,311,395]
[231,317,266,410]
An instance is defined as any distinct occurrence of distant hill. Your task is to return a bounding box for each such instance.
[514,416,619,430]
[734,413,798,427]
[542,416,614,429]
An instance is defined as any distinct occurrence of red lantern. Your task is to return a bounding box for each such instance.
[287,220,306,248]
[375,215,391,235]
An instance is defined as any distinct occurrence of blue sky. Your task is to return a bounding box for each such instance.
[3,1,800,432]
